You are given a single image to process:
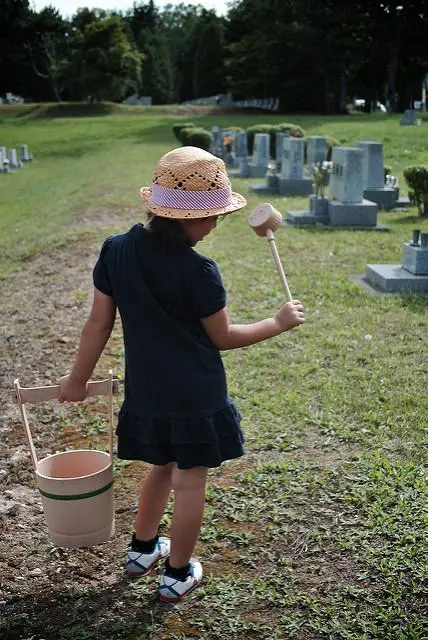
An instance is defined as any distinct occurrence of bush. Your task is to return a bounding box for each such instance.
[179,126,212,151]
[324,136,341,161]
[172,122,196,142]
[246,122,306,157]
[276,122,305,138]
[403,166,428,217]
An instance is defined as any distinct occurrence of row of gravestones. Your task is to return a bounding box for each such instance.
[285,142,395,229]
[212,128,410,227]
[0,144,33,172]
[213,127,428,293]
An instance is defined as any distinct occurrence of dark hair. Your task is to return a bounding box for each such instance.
[146,216,191,250]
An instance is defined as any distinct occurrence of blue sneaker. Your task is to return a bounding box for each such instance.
[159,560,203,602]
[126,537,170,577]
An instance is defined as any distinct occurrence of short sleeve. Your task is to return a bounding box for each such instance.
[187,257,227,318]
[93,237,114,296]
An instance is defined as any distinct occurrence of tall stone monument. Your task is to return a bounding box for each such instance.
[357,141,396,210]
[248,133,270,178]
[278,138,312,196]
[327,147,378,226]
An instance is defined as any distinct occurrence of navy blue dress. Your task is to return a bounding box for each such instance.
[93,224,244,469]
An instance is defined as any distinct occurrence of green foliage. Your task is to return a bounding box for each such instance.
[246,122,305,157]
[179,126,212,150]
[172,121,196,141]
[324,135,341,160]
[403,166,428,217]
[277,121,305,138]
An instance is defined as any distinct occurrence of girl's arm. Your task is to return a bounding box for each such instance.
[201,299,304,351]
[59,288,117,401]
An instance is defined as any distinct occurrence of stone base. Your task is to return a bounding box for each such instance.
[249,184,277,195]
[402,243,428,275]
[286,210,329,225]
[328,199,378,227]
[248,164,269,178]
[278,177,313,196]
[365,264,428,293]
[285,210,389,230]
[310,195,329,216]
[363,187,397,211]
[395,195,411,208]
[229,161,250,178]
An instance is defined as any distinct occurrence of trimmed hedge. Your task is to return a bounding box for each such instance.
[324,136,341,161]
[179,126,212,151]
[403,165,428,217]
[172,122,196,142]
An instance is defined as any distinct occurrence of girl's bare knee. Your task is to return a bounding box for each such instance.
[172,466,208,493]
[148,461,175,481]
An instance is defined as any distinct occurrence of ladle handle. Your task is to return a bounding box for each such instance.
[266,229,292,301]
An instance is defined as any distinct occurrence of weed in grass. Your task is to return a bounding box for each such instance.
[58,626,97,640]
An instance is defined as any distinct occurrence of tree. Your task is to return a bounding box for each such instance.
[65,15,143,101]
[0,0,32,95]
[25,7,69,101]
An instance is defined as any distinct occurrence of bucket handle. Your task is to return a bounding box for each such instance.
[13,371,119,472]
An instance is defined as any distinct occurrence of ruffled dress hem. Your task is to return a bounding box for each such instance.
[116,401,244,469]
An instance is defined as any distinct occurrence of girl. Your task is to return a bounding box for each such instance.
[59,146,305,602]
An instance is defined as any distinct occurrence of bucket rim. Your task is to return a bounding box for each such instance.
[36,449,112,481]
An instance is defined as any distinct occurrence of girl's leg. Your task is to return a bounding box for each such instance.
[169,466,208,568]
[135,462,174,540]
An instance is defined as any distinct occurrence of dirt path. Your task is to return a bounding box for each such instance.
[0,212,136,626]
[0,211,254,639]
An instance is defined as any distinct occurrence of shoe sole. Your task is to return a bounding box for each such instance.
[159,578,202,603]
[127,551,171,578]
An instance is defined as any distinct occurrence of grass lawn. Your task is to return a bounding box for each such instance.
[1,105,427,639]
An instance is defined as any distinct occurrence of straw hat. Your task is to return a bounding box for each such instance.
[140,146,247,219]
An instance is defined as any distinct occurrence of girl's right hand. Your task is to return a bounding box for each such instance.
[58,375,88,402]
[274,299,305,332]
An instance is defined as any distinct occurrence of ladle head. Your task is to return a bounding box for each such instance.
[248,203,282,237]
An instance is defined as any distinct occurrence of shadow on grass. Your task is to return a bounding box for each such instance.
[388,214,423,224]
[0,576,172,640]
[399,292,428,312]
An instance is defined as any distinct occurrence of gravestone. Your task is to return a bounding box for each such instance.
[19,144,32,162]
[222,130,237,168]
[211,126,223,158]
[0,146,6,172]
[278,138,312,196]
[364,229,428,292]
[7,148,21,169]
[400,109,417,126]
[286,146,380,228]
[234,131,248,160]
[248,133,270,178]
[275,131,287,170]
[357,141,396,210]
[327,147,377,226]
[306,136,328,168]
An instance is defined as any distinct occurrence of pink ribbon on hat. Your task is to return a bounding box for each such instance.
[151,183,232,209]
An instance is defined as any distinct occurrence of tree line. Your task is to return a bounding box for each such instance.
[0,0,427,113]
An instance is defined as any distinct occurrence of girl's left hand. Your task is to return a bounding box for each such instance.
[58,375,88,402]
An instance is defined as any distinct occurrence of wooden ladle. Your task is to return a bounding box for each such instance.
[248,203,292,301]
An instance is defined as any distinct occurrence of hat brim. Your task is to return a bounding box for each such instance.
[139,187,247,219]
